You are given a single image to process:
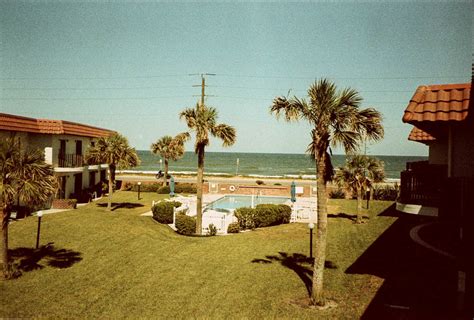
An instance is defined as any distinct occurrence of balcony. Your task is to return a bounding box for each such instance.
[58,153,84,168]
[397,161,447,216]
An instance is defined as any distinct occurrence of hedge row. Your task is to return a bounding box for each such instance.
[234,204,291,230]
[151,201,182,224]
[122,182,197,194]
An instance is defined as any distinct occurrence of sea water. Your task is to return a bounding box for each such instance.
[132,151,427,180]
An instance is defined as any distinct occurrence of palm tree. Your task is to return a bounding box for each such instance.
[85,133,140,211]
[333,155,385,223]
[270,78,383,306]
[180,103,236,234]
[1,136,57,279]
[151,133,190,186]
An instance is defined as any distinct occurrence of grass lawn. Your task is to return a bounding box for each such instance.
[1,192,398,318]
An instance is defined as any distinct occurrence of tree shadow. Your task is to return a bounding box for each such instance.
[346,204,458,319]
[96,202,144,211]
[8,242,82,278]
[252,252,337,297]
[328,212,370,222]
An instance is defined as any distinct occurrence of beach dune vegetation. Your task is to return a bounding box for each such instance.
[151,133,190,187]
[85,133,140,211]
[180,103,236,235]
[270,78,384,306]
[0,136,57,279]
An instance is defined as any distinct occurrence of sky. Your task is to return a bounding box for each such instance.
[0,2,471,156]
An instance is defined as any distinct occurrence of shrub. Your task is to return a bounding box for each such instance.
[372,184,399,201]
[157,183,197,194]
[152,201,182,224]
[255,180,264,185]
[175,214,196,235]
[234,207,256,230]
[273,183,282,186]
[227,222,240,233]
[235,204,291,230]
[207,223,217,236]
[329,188,346,199]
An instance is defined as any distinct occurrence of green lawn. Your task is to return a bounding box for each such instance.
[1,192,397,318]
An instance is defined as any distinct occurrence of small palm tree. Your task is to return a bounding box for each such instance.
[151,133,190,186]
[334,155,385,223]
[1,136,57,279]
[85,133,140,211]
[180,103,236,234]
[270,78,383,306]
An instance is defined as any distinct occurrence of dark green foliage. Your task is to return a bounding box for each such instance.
[175,214,196,235]
[152,201,182,224]
[234,207,257,230]
[121,182,197,194]
[329,188,346,199]
[207,223,217,236]
[227,222,240,233]
[255,180,264,185]
[157,183,197,194]
[372,184,399,201]
[234,204,291,230]
[273,183,282,186]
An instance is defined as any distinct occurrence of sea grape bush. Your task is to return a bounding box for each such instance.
[152,201,182,224]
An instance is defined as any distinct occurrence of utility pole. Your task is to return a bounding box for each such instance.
[190,73,215,110]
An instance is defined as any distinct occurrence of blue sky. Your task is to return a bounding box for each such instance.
[1,2,471,155]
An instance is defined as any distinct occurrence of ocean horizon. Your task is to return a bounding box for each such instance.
[130,151,427,180]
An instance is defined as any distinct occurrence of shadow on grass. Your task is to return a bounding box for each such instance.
[252,252,337,297]
[96,202,144,211]
[8,242,82,278]
[346,204,458,319]
[328,212,369,222]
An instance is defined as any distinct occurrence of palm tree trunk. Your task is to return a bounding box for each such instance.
[107,165,115,211]
[195,146,205,235]
[312,156,328,306]
[1,207,9,279]
[356,187,363,223]
[163,159,169,187]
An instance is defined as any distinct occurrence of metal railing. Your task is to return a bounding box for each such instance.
[58,153,84,168]
[399,161,447,207]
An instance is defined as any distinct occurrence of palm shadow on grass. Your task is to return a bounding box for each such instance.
[96,202,144,211]
[8,242,82,278]
[252,252,337,297]
[328,212,369,222]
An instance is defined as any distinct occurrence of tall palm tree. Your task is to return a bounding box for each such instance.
[1,136,57,279]
[270,78,383,306]
[180,103,236,234]
[85,133,140,211]
[151,133,190,186]
[334,155,385,223]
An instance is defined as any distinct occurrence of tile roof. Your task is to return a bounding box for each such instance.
[0,113,114,138]
[408,127,436,142]
[402,83,471,123]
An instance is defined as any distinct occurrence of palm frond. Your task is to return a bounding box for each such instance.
[211,124,236,147]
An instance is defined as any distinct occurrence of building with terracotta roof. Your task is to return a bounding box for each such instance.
[0,113,114,204]
[398,82,474,315]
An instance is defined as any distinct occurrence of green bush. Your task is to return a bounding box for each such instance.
[235,204,291,230]
[372,184,399,201]
[329,188,346,199]
[175,214,196,235]
[207,223,217,236]
[234,207,256,230]
[255,180,264,185]
[152,201,182,224]
[227,222,240,233]
[157,183,197,194]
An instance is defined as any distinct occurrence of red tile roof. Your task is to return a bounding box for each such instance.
[402,83,471,123]
[0,113,114,138]
[408,127,436,142]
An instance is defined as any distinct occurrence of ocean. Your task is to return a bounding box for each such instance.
[131,151,427,181]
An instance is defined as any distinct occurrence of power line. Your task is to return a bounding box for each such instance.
[0,74,188,81]
[1,85,191,90]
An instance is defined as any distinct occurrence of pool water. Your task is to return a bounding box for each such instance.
[205,195,290,211]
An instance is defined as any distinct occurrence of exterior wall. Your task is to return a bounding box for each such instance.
[50,134,94,167]
[452,123,474,178]
[428,139,448,165]
[204,182,316,197]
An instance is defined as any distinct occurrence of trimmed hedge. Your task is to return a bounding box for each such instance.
[122,182,197,194]
[152,201,182,224]
[157,183,197,194]
[175,214,196,235]
[227,222,240,233]
[234,204,292,230]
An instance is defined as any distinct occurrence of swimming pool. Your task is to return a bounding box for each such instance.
[205,195,290,211]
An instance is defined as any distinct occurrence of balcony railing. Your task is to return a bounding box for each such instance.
[399,161,447,207]
[58,153,84,168]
